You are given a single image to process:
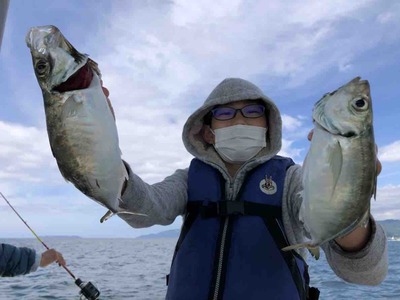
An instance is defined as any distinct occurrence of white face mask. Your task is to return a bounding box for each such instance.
[212,125,267,164]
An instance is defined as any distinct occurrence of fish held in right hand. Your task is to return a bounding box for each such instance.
[283,77,376,258]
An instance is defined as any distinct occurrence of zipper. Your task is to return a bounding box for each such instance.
[212,181,234,300]
[212,217,229,300]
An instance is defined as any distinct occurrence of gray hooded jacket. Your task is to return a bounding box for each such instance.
[119,78,388,285]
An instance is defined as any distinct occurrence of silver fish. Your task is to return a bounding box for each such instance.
[283,77,376,259]
[0,0,9,51]
[26,25,144,222]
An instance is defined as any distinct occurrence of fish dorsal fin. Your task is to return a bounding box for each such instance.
[62,36,88,65]
[87,58,101,77]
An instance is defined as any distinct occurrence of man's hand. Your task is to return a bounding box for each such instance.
[102,84,110,98]
[100,80,115,119]
[40,249,66,268]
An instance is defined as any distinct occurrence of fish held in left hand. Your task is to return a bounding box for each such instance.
[26,25,145,222]
[283,77,377,259]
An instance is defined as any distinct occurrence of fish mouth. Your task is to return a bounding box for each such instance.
[314,121,331,134]
[341,131,356,138]
[53,62,93,93]
[314,120,356,138]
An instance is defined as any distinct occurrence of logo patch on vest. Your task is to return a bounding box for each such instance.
[260,175,277,195]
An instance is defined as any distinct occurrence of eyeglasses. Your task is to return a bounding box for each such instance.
[211,104,265,121]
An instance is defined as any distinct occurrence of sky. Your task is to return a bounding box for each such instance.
[0,0,399,238]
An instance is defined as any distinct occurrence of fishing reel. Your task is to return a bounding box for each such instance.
[76,278,101,300]
[1,192,102,300]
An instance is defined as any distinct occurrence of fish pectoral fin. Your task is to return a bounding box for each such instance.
[328,139,343,193]
[282,243,320,260]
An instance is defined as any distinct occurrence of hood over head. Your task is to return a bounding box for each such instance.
[182,78,282,169]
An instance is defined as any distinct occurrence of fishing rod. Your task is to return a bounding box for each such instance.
[1,192,101,300]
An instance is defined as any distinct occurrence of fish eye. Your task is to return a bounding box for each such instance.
[351,98,368,111]
[35,60,48,76]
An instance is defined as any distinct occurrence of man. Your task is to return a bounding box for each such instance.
[103,78,387,299]
[0,243,65,277]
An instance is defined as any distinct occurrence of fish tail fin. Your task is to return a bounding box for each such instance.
[100,210,114,223]
[282,243,320,260]
[308,247,320,260]
[99,209,147,223]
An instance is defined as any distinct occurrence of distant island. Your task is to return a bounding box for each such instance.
[0,235,83,240]
[136,229,180,239]
[379,219,400,239]
[41,235,82,239]
[135,220,400,239]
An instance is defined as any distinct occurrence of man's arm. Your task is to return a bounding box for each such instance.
[0,243,36,277]
[282,164,388,285]
[117,162,189,228]
[322,216,388,285]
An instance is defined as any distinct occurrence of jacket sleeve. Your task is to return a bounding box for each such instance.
[117,161,189,228]
[282,164,388,285]
[0,243,38,277]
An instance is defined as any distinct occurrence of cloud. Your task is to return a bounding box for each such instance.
[88,0,400,97]
[0,120,92,220]
[117,115,193,183]
[171,0,242,26]
[2,0,400,237]
[372,184,400,220]
[0,121,56,180]
[277,114,308,161]
[376,11,396,24]
[379,140,400,162]
[279,139,303,161]
[282,114,302,131]
[89,0,400,185]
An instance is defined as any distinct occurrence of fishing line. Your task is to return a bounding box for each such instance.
[1,192,101,300]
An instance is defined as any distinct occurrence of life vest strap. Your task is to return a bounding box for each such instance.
[186,200,282,218]
[263,216,308,300]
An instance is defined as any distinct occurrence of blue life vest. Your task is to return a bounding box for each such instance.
[166,157,312,300]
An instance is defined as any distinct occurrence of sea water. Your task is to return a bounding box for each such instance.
[0,238,398,299]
